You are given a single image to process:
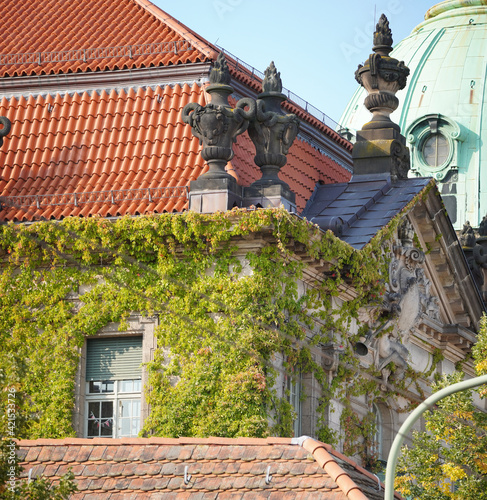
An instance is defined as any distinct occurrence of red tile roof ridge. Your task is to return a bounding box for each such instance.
[133,0,219,62]
[16,436,300,448]
[301,438,368,500]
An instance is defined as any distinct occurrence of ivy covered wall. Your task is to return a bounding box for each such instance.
[0,207,442,463]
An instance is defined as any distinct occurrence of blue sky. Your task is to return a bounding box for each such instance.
[154,0,435,126]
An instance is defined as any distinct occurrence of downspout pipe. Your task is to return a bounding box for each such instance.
[385,374,487,500]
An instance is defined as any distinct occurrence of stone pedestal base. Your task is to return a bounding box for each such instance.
[189,178,296,214]
[352,127,410,180]
[189,177,243,213]
[243,184,296,212]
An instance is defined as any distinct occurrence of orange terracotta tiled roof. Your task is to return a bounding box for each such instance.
[0,0,215,77]
[0,83,350,222]
[0,0,352,221]
[17,436,394,499]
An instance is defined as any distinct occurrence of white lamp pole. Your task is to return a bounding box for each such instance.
[384,374,487,500]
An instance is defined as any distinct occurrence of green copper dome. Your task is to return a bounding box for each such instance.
[340,0,487,227]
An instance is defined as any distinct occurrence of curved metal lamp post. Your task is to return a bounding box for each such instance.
[384,373,487,500]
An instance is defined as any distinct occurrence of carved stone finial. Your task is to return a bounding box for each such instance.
[352,14,411,181]
[460,221,476,248]
[262,61,282,94]
[209,52,231,86]
[373,14,393,54]
[247,62,299,188]
[354,14,410,132]
[182,53,255,180]
[0,116,11,148]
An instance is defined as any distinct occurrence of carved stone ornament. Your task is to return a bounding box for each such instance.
[0,116,11,148]
[397,218,414,247]
[322,343,344,374]
[182,53,255,179]
[460,220,476,248]
[479,215,487,237]
[247,61,299,188]
[390,140,411,181]
[355,220,440,387]
[355,14,410,132]
[462,219,487,289]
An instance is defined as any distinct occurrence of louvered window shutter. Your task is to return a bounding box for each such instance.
[86,337,142,381]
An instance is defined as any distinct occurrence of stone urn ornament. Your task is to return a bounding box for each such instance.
[182,53,255,179]
[247,61,299,188]
[355,14,410,131]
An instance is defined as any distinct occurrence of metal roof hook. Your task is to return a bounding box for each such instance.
[373,473,381,491]
[265,465,272,485]
[184,465,192,485]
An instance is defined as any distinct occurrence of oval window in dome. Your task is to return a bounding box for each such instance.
[422,133,450,168]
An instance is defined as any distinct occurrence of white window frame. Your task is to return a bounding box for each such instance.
[85,379,142,438]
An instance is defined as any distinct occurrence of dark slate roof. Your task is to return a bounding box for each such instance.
[16,436,395,499]
[302,174,433,249]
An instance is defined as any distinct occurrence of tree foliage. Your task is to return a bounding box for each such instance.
[0,439,76,499]
[396,314,487,499]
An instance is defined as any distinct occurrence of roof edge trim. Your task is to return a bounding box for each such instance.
[133,0,219,61]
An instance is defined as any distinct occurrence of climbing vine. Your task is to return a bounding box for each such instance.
[0,206,439,461]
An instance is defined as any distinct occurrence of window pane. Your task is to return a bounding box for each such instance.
[88,401,100,437]
[120,379,142,393]
[120,419,131,436]
[132,418,140,435]
[88,419,100,437]
[88,402,99,418]
[120,380,133,393]
[120,400,131,418]
[133,400,141,417]
[102,381,114,393]
[100,419,112,436]
[89,381,101,394]
[423,134,449,167]
[101,401,113,418]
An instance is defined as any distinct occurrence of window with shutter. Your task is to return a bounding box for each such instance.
[85,337,143,438]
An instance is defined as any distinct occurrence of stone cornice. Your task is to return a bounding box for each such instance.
[412,318,477,374]
[411,186,486,330]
